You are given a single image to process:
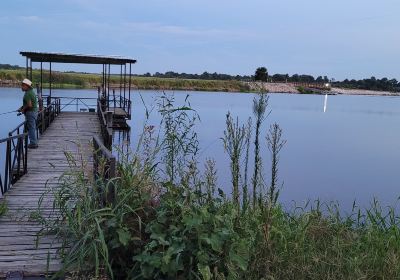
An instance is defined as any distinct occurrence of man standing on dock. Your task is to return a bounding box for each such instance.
[18,78,38,149]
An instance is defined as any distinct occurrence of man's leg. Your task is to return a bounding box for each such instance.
[25,111,38,145]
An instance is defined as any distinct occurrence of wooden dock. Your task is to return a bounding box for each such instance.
[0,112,100,278]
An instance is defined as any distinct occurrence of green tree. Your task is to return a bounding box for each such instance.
[254,67,268,82]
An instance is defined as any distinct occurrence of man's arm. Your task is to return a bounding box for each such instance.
[18,100,33,113]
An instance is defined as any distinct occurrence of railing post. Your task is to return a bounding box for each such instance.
[41,110,45,134]
[93,137,99,181]
[24,133,28,174]
[4,139,11,194]
[113,89,116,109]
[108,157,116,179]
[92,135,116,204]
[47,108,50,129]
[16,137,22,182]
[106,111,113,128]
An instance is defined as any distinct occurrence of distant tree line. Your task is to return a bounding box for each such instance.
[254,67,330,83]
[0,64,23,70]
[270,73,330,83]
[137,69,330,84]
[254,66,400,92]
[135,71,253,81]
[332,77,400,92]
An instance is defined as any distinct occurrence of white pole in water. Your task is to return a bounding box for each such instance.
[323,94,328,113]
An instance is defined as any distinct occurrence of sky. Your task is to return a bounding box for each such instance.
[0,0,399,80]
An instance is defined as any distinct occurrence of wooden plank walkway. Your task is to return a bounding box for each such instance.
[0,112,101,277]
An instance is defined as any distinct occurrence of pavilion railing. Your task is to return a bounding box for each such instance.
[110,95,131,119]
[46,96,97,112]
[99,90,131,120]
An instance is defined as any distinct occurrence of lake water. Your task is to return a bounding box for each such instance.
[1,87,400,210]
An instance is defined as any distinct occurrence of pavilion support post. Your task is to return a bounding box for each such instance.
[119,64,123,110]
[107,64,111,111]
[128,63,132,118]
[40,62,43,95]
[101,64,106,95]
[29,59,32,81]
[49,62,52,99]
[123,64,126,110]
[119,64,122,98]
[39,62,43,110]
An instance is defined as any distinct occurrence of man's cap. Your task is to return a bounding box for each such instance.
[22,78,32,87]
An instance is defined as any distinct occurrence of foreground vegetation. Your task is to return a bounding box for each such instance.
[31,93,400,279]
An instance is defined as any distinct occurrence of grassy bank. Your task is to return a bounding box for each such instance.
[35,93,400,279]
[0,69,251,92]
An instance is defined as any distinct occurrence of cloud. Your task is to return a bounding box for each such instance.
[17,16,41,22]
[75,19,258,43]
[123,21,257,40]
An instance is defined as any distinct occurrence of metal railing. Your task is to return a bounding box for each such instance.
[0,98,61,195]
[1,90,127,196]
[93,135,116,181]
[109,95,131,119]
[99,90,131,119]
[292,82,331,90]
[0,132,28,195]
[37,98,61,134]
[97,100,113,150]
[93,135,116,204]
[52,96,97,112]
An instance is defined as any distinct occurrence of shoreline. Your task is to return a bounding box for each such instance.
[251,82,400,96]
[1,82,399,97]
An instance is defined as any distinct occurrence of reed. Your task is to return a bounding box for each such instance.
[252,92,269,207]
[266,123,286,206]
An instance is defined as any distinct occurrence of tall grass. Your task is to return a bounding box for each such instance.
[35,93,400,279]
[0,69,251,92]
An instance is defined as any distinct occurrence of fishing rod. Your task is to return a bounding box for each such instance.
[0,110,18,116]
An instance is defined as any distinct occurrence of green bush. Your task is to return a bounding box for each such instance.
[297,86,314,94]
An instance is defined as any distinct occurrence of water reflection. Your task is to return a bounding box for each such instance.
[2,88,400,210]
[112,129,131,162]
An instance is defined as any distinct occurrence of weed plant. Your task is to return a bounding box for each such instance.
[0,200,8,217]
[36,93,400,279]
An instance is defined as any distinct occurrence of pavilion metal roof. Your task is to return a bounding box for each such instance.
[20,51,137,65]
